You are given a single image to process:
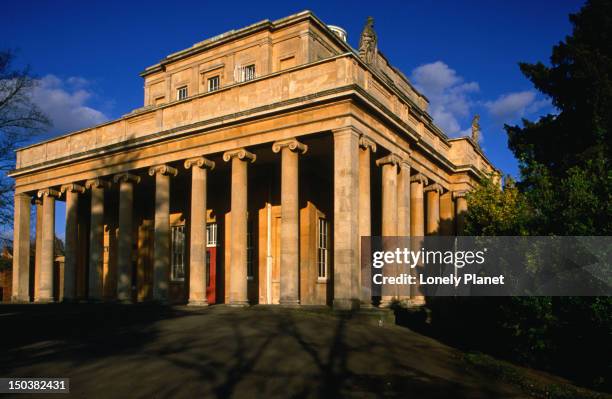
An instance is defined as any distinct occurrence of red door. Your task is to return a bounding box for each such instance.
[206,247,216,304]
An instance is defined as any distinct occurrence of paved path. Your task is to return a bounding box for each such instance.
[0,304,528,398]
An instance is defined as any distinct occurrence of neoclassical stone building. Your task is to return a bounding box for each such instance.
[10,11,496,309]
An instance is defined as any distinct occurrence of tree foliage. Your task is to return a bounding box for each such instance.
[464,175,530,236]
[458,0,612,390]
[504,0,611,235]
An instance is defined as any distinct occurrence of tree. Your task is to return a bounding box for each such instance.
[459,1,612,389]
[464,175,531,236]
[504,0,612,235]
[0,50,49,232]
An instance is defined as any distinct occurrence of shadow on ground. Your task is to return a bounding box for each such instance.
[0,304,528,399]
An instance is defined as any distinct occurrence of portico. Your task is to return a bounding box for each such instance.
[9,11,497,309]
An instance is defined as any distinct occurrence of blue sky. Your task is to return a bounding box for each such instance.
[2,0,584,237]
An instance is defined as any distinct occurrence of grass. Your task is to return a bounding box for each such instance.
[464,352,610,399]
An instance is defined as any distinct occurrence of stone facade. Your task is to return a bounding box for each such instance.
[9,11,497,309]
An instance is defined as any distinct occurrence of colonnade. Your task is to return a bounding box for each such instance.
[355,130,469,307]
[11,130,469,309]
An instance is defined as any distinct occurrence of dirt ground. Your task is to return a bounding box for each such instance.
[0,304,530,398]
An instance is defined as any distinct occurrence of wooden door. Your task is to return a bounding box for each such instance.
[206,247,217,304]
[272,215,281,304]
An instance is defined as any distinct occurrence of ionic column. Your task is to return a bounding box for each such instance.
[85,178,111,301]
[440,191,454,235]
[36,188,61,302]
[11,194,31,302]
[33,197,43,300]
[332,127,360,310]
[410,173,428,303]
[376,154,400,237]
[397,159,411,300]
[148,165,178,303]
[410,174,428,237]
[397,159,411,236]
[272,139,307,306]
[425,183,443,235]
[358,135,376,306]
[376,153,400,305]
[223,149,256,306]
[113,173,141,302]
[60,183,85,302]
[454,191,468,235]
[184,157,215,306]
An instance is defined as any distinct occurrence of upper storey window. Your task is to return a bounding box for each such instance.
[177,86,188,101]
[207,76,220,92]
[236,64,256,83]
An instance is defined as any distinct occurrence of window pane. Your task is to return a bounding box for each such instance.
[207,223,217,247]
[317,218,328,279]
[171,225,186,281]
[177,86,188,100]
[207,76,219,92]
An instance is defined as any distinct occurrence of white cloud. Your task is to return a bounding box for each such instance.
[411,61,479,136]
[31,75,109,135]
[485,90,550,121]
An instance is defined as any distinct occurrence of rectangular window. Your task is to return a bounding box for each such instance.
[247,222,254,279]
[238,64,255,82]
[206,223,217,247]
[207,76,220,92]
[176,86,188,100]
[171,225,186,281]
[317,218,328,279]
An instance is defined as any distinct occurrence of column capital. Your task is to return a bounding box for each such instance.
[332,126,361,138]
[410,173,429,185]
[184,156,215,170]
[85,178,111,190]
[358,135,377,153]
[60,183,86,194]
[113,173,141,184]
[223,148,256,163]
[272,139,308,154]
[31,196,43,206]
[453,190,468,200]
[37,188,61,198]
[398,159,411,170]
[375,153,401,167]
[148,165,178,177]
[424,183,444,194]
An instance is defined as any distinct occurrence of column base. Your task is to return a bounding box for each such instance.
[279,299,300,307]
[408,296,426,307]
[332,298,360,311]
[188,300,209,307]
[34,297,54,303]
[11,296,31,303]
[360,301,374,309]
[228,301,249,307]
[116,294,132,303]
[379,296,395,308]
